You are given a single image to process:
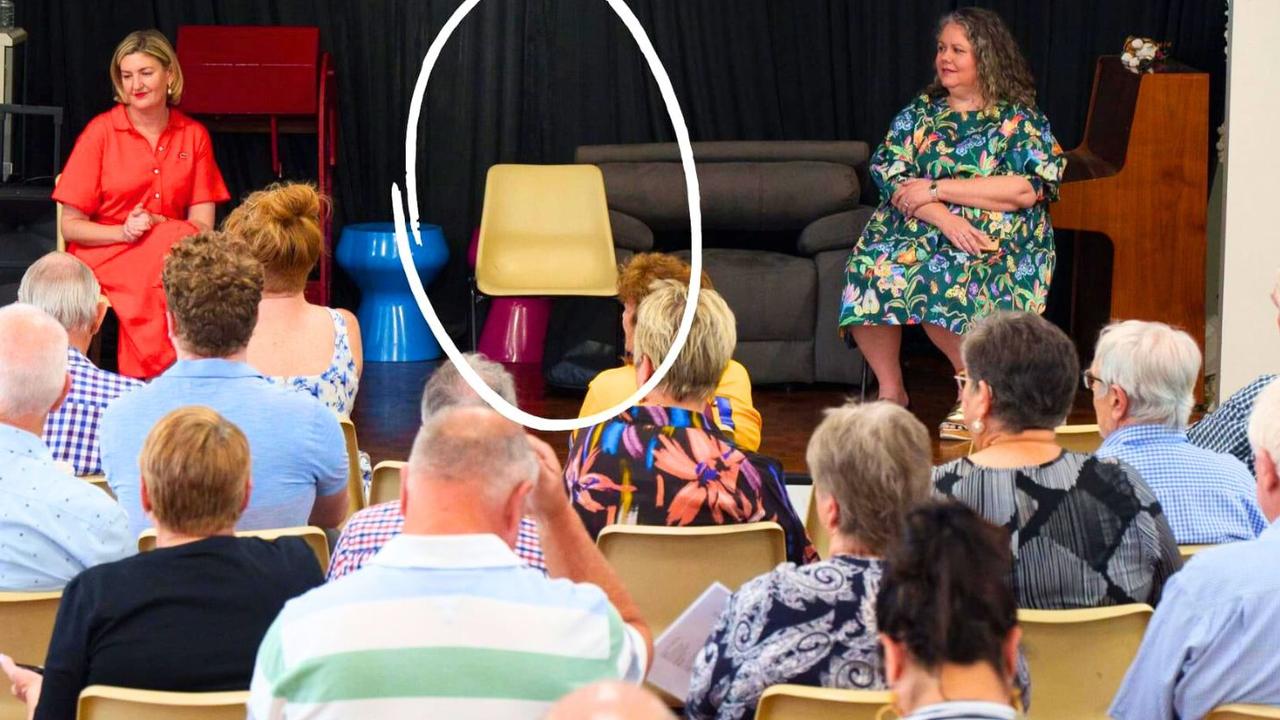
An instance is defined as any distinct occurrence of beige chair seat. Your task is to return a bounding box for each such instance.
[1207,705,1280,719]
[78,685,249,720]
[1054,423,1104,453]
[369,460,407,506]
[755,684,893,720]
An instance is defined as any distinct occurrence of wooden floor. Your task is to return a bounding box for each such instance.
[351,348,1100,471]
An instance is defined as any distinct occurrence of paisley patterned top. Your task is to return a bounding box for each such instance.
[565,405,815,566]
[839,93,1066,333]
[264,308,360,418]
[686,556,885,720]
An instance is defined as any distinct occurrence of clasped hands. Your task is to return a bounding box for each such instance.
[892,178,997,255]
[121,204,168,243]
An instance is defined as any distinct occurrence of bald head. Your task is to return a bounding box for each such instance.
[546,681,676,720]
[0,304,70,420]
[18,252,101,333]
[408,406,538,503]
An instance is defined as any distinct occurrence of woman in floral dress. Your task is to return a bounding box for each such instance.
[839,7,1065,438]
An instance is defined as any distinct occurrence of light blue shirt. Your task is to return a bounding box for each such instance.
[100,359,348,537]
[1110,521,1280,719]
[0,423,131,590]
[1095,424,1266,544]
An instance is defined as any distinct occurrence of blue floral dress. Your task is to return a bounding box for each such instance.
[838,94,1066,334]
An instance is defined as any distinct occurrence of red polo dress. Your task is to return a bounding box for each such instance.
[52,105,230,378]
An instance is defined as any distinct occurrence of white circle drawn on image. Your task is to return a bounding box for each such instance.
[391,0,702,432]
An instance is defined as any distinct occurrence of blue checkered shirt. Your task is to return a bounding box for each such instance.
[42,348,143,476]
[1188,374,1278,474]
[1096,424,1266,544]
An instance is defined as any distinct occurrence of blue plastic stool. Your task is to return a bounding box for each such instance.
[335,222,449,362]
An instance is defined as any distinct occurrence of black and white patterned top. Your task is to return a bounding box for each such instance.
[933,452,1182,609]
[1188,374,1278,474]
[685,556,886,720]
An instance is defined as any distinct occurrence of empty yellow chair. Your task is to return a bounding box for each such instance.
[596,522,786,637]
[1018,604,1154,720]
[78,685,249,720]
[0,591,61,720]
[369,460,407,506]
[1207,705,1280,719]
[339,418,366,518]
[755,684,895,720]
[476,164,618,297]
[137,526,330,573]
[1054,423,1104,453]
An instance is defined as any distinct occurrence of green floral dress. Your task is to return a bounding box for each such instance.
[839,93,1066,334]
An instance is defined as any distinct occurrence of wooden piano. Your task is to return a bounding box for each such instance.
[1050,56,1209,357]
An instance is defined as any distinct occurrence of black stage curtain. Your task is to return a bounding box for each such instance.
[14,0,1226,341]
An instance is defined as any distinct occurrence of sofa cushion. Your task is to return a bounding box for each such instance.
[674,248,815,342]
[598,161,859,232]
[609,209,654,252]
[797,207,876,256]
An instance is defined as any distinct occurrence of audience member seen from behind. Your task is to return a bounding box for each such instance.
[566,279,814,565]
[1091,320,1265,544]
[53,29,231,378]
[1110,381,1280,718]
[18,252,143,476]
[327,353,546,580]
[686,402,933,719]
[0,304,130,590]
[100,232,348,537]
[248,407,650,718]
[933,311,1181,608]
[547,681,675,720]
[576,253,762,451]
[0,406,323,720]
[876,502,1023,720]
[1188,269,1280,472]
[229,182,364,416]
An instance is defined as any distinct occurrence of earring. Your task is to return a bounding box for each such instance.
[971,418,985,435]
[166,85,174,96]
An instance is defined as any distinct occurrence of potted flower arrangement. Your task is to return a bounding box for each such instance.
[1121,36,1171,73]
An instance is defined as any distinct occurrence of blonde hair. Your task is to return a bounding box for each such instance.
[110,30,184,105]
[805,401,933,552]
[223,183,328,294]
[141,406,250,535]
[632,279,736,404]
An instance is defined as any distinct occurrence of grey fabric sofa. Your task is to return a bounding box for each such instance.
[575,141,874,385]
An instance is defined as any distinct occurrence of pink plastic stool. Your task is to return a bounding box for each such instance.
[470,229,552,364]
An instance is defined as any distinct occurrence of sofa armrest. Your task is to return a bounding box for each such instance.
[796,207,875,256]
[610,209,655,252]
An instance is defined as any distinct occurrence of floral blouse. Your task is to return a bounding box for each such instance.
[565,405,815,565]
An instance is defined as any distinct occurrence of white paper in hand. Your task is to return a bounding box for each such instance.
[646,581,733,700]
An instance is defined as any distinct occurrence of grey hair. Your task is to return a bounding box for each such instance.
[17,253,101,332]
[1249,381,1280,468]
[0,304,69,418]
[408,405,538,501]
[963,311,1079,432]
[1093,320,1201,429]
[805,401,933,553]
[420,353,517,422]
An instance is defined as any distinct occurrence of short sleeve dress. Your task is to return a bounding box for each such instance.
[838,94,1066,334]
[53,105,230,378]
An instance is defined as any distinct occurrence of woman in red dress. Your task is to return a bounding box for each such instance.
[54,30,230,378]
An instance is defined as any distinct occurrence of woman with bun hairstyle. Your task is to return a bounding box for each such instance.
[876,501,1022,719]
[226,182,363,416]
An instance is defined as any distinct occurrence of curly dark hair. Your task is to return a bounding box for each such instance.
[162,231,264,357]
[925,7,1037,107]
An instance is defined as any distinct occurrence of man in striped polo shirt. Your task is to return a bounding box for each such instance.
[247,405,651,719]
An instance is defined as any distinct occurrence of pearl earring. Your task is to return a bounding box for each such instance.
[972,418,985,435]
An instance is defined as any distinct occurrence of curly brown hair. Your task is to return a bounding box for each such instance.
[162,232,264,357]
[925,7,1037,107]
[223,182,328,294]
[616,252,714,305]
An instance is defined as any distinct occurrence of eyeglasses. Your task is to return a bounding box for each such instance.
[1082,370,1103,391]
[953,374,969,394]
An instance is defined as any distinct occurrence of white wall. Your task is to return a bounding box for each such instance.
[1219,0,1280,397]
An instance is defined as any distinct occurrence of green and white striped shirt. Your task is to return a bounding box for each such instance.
[248,533,646,719]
